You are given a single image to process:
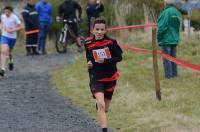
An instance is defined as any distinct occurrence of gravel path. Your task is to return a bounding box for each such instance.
[0,53,101,132]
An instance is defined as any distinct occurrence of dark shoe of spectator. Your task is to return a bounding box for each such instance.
[0,69,5,77]
[33,51,40,55]
[8,62,14,71]
[38,51,47,55]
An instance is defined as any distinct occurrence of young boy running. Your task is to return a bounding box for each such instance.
[84,18,123,132]
[0,6,22,76]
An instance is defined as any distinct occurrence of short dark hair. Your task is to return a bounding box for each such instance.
[4,6,13,12]
[93,17,107,28]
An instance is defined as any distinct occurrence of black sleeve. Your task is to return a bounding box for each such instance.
[74,2,82,18]
[84,44,92,62]
[104,40,123,64]
[97,4,104,13]
[86,5,90,17]
[57,3,64,17]
[22,9,33,25]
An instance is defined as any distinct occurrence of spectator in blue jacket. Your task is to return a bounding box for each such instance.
[36,0,52,55]
[86,0,104,36]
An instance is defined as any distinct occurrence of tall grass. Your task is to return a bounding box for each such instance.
[52,39,200,131]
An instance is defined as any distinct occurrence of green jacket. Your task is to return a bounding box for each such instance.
[157,5,181,46]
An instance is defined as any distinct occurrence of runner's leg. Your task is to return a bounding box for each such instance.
[0,44,9,70]
[104,98,111,112]
[8,48,14,71]
[94,92,107,129]
[104,81,116,112]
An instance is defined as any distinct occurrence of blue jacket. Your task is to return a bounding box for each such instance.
[86,3,104,19]
[35,0,52,24]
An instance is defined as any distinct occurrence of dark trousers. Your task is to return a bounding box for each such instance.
[26,33,39,54]
[87,17,95,36]
[161,46,178,78]
[38,22,49,53]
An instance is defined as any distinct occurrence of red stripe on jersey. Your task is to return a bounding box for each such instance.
[97,71,119,82]
[87,40,113,50]
[85,36,94,41]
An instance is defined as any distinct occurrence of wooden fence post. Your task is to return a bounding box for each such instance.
[152,28,161,101]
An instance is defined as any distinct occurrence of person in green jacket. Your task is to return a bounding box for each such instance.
[157,0,181,79]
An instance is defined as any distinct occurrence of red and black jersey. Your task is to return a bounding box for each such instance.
[84,36,123,81]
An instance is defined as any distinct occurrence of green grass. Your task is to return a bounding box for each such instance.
[52,40,200,132]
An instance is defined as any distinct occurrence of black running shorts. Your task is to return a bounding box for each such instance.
[89,74,116,100]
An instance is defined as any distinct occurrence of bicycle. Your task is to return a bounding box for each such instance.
[55,19,85,53]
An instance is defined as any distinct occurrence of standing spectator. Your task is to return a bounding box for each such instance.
[157,0,181,79]
[86,0,104,36]
[0,6,22,76]
[36,0,52,55]
[56,0,82,52]
[22,0,40,56]
[84,18,123,132]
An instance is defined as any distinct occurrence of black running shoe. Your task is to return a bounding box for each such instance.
[8,62,14,71]
[0,69,5,77]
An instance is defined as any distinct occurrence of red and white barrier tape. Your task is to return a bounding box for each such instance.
[120,44,200,73]
[107,24,157,31]
[105,23,200,73]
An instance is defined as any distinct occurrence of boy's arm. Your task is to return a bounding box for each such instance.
[6,24,23,33]
[14,24,23,31]
[84,44,92,62]
[84,44,94,69]
[104,40,123,63]
[14,16,23,31]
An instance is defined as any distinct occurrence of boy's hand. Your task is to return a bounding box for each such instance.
[88,61,93,69]
[5,28,14,33]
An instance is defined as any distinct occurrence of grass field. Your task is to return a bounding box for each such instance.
[52,39,200,132]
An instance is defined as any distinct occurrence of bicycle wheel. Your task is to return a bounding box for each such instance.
[55,31,67,53]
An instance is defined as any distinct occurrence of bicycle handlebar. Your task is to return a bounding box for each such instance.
[56,18,82,23]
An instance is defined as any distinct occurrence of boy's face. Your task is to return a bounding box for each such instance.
[93,23,106,40]
[4,9,12,17]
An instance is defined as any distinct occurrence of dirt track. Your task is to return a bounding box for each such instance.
[0,53,101,132]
